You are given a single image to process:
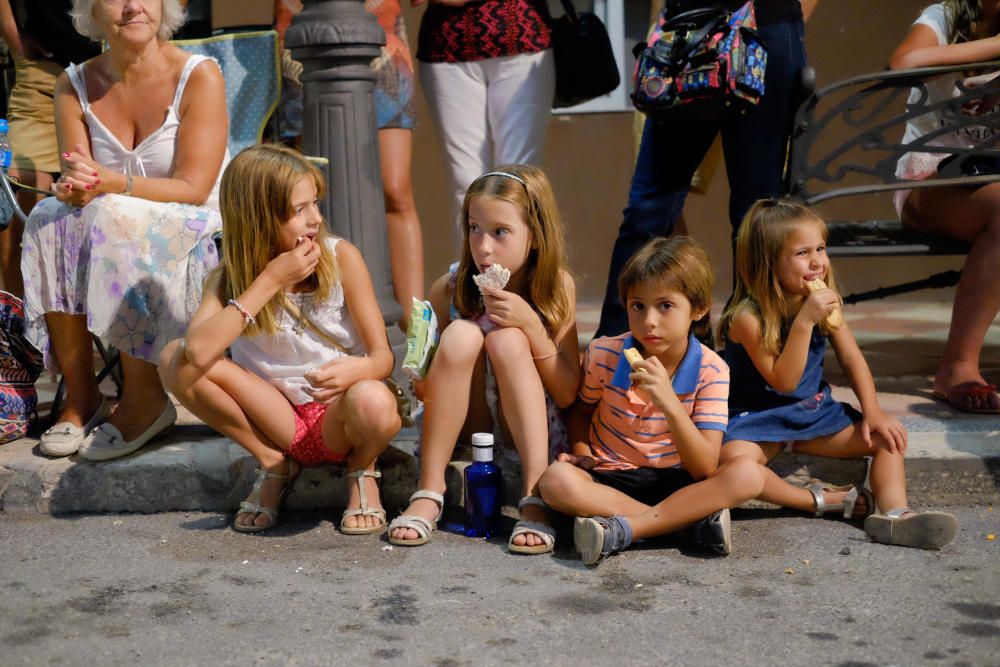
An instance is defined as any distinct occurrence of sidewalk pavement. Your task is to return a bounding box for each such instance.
[1,300,998,515]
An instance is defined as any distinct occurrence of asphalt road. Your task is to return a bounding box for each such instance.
[1,506,998,666]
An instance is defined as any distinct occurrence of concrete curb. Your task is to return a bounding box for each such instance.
[1,415,997,515]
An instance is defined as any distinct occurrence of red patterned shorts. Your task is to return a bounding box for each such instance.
[286,402,347,466]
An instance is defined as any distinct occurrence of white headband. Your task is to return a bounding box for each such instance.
[476,170,526,186]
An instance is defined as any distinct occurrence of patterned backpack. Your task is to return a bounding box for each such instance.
[0,291,42,443]
[632,1,767,120]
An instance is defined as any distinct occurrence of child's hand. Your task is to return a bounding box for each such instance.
[629,356,676,410]
[798,288,840,326]
[302,356,368,403]
[556,451,598,470]
[263,236,321,290]
[481,286,541,331]
[861,410,908,455]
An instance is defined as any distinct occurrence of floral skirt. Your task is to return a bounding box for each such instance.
[21,194,220,367]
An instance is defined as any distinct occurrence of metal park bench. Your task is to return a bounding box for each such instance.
[785,61,999,304]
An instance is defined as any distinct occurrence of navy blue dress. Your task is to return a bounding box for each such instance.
[723,330,860,443]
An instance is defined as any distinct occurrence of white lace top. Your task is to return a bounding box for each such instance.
[230,238,365,405]
[65,54,227,209]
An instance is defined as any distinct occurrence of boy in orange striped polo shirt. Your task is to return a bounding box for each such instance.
[538,237,765,565]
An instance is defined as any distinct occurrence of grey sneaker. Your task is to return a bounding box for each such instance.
[573,515,633,566]
[693,508,732,556]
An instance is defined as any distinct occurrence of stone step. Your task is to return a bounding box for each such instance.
[1,417,996,516]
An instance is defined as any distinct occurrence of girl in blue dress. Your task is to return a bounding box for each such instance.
[718,199,957,549]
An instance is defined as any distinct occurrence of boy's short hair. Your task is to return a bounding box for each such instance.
[618,236,715,343]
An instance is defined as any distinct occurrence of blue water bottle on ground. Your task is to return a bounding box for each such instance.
[0,119,11,170]
[464,432,503,538]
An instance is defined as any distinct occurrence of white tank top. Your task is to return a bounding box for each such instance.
[230,238,365,405]
[65,54,227,209]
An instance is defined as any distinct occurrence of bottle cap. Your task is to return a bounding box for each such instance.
[471,432,493,462]
[0,119,7,132]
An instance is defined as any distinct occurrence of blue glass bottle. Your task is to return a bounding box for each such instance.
[464,432,503,538]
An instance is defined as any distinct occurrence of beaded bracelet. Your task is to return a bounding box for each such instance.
[227,299,255,327]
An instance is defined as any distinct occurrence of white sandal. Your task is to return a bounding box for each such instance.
[508,496,556,555]
[340,469,387,535]
[864,508,958,550]
[233,461,300,534]
[387,489,445,546]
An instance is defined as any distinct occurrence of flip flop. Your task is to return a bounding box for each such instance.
[932,382,1000,414]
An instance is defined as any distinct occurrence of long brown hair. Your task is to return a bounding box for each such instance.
[941,0,985,43]
[454,164,571,333]
[215,144,338,337]
[719,199,839,354]
[618,236,715,345]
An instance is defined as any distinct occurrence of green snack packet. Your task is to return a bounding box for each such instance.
[402,298,438,380]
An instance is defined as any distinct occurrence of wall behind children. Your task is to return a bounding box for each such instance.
[404,0,954,306]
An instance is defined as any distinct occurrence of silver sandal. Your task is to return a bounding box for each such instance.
[864,508,958,550]
[806,480,875,521]
[340,469,387,535]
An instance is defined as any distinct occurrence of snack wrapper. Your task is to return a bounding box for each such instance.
[402,298,439,380]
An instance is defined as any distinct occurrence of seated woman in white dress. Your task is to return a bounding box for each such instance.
[22,0,228,460]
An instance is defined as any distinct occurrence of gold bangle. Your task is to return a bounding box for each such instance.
[121,174,134,197]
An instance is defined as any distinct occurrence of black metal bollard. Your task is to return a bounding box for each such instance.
[285,0,401,327]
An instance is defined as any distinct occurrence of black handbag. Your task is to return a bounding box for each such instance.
[551,0,620,109]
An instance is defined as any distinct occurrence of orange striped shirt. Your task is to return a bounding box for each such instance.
[579,333,730,471]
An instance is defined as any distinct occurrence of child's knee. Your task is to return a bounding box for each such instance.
[436,321,485,365]
[345,380,401,438]
[483,327,530,359]
[718,456,765,500]
[537,461,578,507]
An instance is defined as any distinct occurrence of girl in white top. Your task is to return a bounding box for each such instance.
[160,144,401,535]
[890,1,1000,414]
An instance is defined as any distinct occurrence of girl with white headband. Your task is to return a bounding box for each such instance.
[389,165,580,555]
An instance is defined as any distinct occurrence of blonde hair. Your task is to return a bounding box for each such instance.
[216,144,338,337]
[719,199,839,354]
[618,236,715,345]
[71,0,187,42]
[454,165,571,333]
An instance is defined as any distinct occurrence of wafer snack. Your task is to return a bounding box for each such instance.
[472,264,511,294]
[623,348,644,368]
[806,279,844,329]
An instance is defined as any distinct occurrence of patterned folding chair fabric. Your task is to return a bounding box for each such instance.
[174,30,281,155]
